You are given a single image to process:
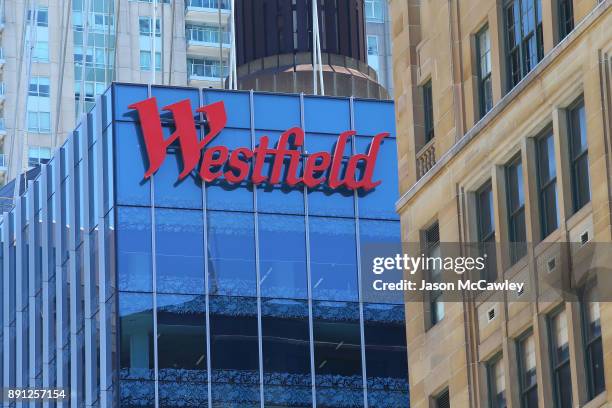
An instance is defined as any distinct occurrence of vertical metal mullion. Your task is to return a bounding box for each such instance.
[350,97,369,408]
[300,93,317,408]
[250,90,265,408]
[54,150,67,408]
[40,164,51,408]
[201,89,213,408]
[2,214,15,408]
[148,84,161,408]
[15,195,25,408]
[68,133,83,408]
[27,181,38,408]
[82,113,96,408]
[95,94,112,408]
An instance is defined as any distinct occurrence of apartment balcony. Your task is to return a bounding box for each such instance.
[0,48,5,69]
[185,0,230,24]
[0,154,7,174]
[187,39,230,58]
[0,118,6,141]
[416,139,436,180]
[0,83,6,105]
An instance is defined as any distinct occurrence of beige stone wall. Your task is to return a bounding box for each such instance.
[391,0,612,405]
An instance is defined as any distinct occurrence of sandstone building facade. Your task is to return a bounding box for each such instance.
[390,0,612,406]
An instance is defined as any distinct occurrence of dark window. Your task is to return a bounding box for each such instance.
[537,130,559,239]
[517,331,538,408]
[548,308,572,408]
[261,299,312,406]
[435,389,450,408]
[423,81,434,143]
[487,355,507,408]
[582,286,605,399]
[506,156,526,263]
[568,99,590,213]
[364,304,409,405]
[476,26,493,117]
[504,0,543,89]
[209,296,260,406]
[425,223,444,325]
[557,0,574,41]
[157,294,207,383]
[313,301,364,407]
[119,293,154,380]
[476,182,496,282]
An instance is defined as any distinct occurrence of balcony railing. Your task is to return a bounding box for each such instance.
[416,139,436,180]
[0,118,5,131]
[186,27,230,45]
[188,63,228,80]
[0,83,6,96]
[0,48,4,61]
[0,154,7,168]
[185,0,230,10]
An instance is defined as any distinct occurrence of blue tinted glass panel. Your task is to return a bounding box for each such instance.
[112,83,148,122]
[258,215,307,298]
[356,137,399,220]
[207,127,251,149]
[114,122,151,206]
[303,97,350,134]
[313,301,364,407]
[210,296,260,406]
[364,303,409,408]
[206,182,254,212]
[157,294,207,383]
[117,206,152,292]
[309,217,358,301]
[359,220,402,304]
[156,209,205,294]
[202,90,251,129]
[153,144,203,209]
[119,293,154,380]
[261,298,312,407]
[353,100,396,137]
[305,132,352,157]
[254,93,300,130]
[207,211,256,296]
[151,86,200,116]
[254,130,304,214]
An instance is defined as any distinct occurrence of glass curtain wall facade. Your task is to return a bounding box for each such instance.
[0,84,409,408]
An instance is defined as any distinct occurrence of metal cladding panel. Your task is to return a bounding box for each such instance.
[235,0,367,66]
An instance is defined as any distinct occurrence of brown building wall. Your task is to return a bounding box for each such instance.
[391,0,612,406]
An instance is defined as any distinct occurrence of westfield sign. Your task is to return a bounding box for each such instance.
[129,97,389,191]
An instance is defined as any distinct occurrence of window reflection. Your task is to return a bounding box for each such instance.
[262,298,312,407]
[364,304,409,408]
[313,301,364,407]
[259,215,307,299]
[310,217,358,301]
[119,293,154,380]
[157,294,207,382]
[117,206,152,292]
[209,296,260,406]
[207,211,256,296]
[156,209,205,294]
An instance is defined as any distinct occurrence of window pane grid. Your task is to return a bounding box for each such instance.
[505,0,543,89]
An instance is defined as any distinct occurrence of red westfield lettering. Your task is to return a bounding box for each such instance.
[128,97,388,191]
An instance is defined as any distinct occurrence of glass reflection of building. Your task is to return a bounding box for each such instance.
[0,84,409,408]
